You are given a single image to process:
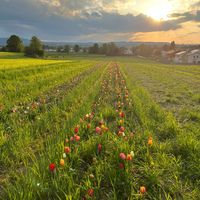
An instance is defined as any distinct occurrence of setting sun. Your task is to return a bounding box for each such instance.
[146,1,172,20]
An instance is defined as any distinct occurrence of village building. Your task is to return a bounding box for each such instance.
[174,49,200,64]
[174,51,187,64]
[123,48,133,55]
[187,49,200,64]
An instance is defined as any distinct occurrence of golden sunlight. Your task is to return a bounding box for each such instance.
[146,1,172,20]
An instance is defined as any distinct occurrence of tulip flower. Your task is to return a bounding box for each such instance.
[95,126,101,134]
[104,127,109,132]
[74,134,80,141]
[119,162,125,169]
[89,174,94,179]
[60,159,65,166]
[140,186,146,194]
[119,111,125,118]
[64,146,70,154]
[74,126,79,134]
[126,154,133,161]
[49,163,56,172]
[119,120,123,125]
[117,131,123,136]
[87,123,91,129]
[85,114,89,119]
[97,144,102,153]
[130,151,134,157]
[148,137,153,146]
[88,188,94,197]
[63,153,66,158]
[120,126,125,132]
[119,153,126,160]
[99,120,104,126]
[65,138,69,143]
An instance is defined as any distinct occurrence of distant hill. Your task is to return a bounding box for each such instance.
[43,41,169,47]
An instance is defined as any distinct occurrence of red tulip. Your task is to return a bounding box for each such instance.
[119,111,125,118]
[74,134,80,141]
[98,144,102,153]
[74,126,79,134]
[119,162,124,169]
[64,146,70,153]
[49,163,56,172]
[126,154,133,161]
[88,188,94,197]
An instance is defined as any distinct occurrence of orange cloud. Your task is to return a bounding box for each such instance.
[130,21,200,44]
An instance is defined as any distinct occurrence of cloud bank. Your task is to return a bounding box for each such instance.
[0,0,199,43]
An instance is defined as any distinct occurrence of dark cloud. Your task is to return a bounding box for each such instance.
[190,1,200,9]
[0,0,198,41]
[170,10,200,22]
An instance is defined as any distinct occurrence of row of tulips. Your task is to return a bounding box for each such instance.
[48,63,151,198]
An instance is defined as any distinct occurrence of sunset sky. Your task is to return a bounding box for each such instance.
[0,0,200,43]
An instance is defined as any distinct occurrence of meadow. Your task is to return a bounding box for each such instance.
[0,53,199,199]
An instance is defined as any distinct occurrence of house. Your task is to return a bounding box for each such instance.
[45,48,57,52]
[174,49,200,64]
[174,51,187,64]
[187,49,200,64]
[69,47,74,53]
[123,48,133,55]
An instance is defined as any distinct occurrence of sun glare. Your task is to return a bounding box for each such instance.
[146,1,172,21]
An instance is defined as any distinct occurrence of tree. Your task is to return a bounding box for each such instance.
[89,43,99,54]
[57,46,63,52]
[106,42,120,56]
[6,35,24,52]
[25,36,44,58]
[82,47,88,53]
[73,44,80,53]
[99,43,108,55]
[134,44,153,57]
[64,45,70,54]
[170,41,176,50]
[29,36,42,51]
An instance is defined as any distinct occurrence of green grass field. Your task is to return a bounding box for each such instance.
[0,52,199,199]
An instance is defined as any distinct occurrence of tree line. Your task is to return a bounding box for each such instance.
[1,34,185,58]
[1,35,44,58]
[0,35,124,57]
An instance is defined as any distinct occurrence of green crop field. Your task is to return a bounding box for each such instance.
[0,52,200,199]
